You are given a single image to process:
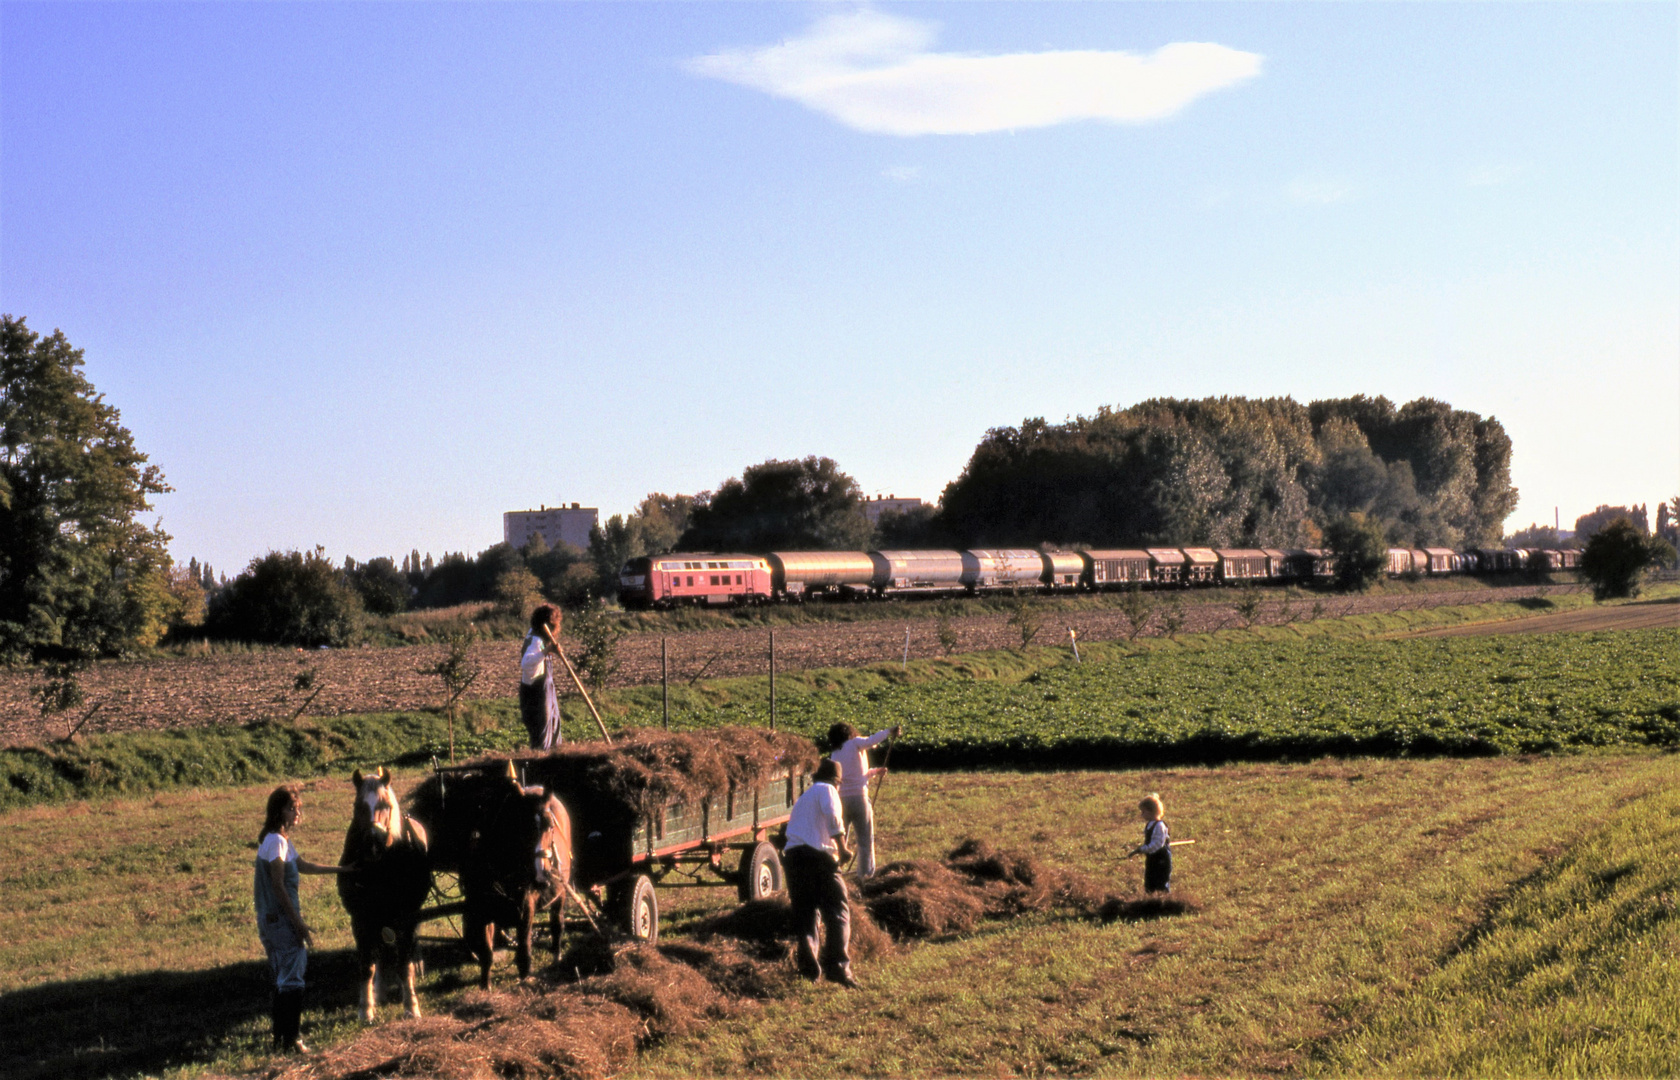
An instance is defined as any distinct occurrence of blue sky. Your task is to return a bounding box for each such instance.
[3,2,1675,572]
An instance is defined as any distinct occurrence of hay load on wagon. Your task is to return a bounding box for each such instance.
[408,727,822,945]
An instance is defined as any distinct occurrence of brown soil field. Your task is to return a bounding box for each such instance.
[0,584,1586,747]
[1407,594,1680,637]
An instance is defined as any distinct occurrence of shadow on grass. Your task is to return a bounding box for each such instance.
[0,949,367,1080]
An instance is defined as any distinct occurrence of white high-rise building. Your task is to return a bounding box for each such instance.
[504,503,598,552]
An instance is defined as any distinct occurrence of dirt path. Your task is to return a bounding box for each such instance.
[0,584,1594,746]
[1407,596,1680,637]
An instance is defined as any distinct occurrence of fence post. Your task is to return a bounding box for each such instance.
[769,628,777,732]
[661,635,669,730]
[903,626,910,669]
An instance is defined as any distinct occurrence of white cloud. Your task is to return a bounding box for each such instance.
[1286,177,1352,205]
[686,9,1262,136]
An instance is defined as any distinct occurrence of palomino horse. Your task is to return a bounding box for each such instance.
[459,768,573,988]
[337,767,433,1021]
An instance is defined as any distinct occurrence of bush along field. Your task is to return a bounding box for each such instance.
[3,617,1676,810]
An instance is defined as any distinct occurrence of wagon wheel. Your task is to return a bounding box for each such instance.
[420,870,464,942]
[738,841,784,902]
[608,873,659,944]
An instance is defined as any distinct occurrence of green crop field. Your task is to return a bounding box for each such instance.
[6,618,1675,811]
[646,627,1680,763]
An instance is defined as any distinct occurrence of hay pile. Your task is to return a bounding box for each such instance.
[517,726,820,816]
[253,935,779,1080]
[861,838,1200,938]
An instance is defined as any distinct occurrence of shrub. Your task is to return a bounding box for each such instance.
[1579,517,1676,601]
[206,548,363,646]
[1323,512,1389,591]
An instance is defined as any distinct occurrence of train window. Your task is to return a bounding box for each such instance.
[735,575,741,584]
[686,576,693,587]
[709,575,718,586]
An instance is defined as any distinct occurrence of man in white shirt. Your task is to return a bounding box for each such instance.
[826,722,901,879]
[782,757,857,987]
[519,605,563,750]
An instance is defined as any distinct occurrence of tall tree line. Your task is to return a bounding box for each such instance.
[936,396,1516,550]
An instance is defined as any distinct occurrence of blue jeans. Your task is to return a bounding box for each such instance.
[259,921,308,992]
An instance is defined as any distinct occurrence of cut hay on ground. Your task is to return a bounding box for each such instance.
[244,837,1193,1080]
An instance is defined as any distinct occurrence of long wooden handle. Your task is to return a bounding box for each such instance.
[868,734,897,806]
[543,627,612,744]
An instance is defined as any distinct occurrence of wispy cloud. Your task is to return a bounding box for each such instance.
[686,9,1262,137]
[1286,177,1352,205]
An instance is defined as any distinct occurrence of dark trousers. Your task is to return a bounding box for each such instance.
[1144,848,1173,893]
[783,845,851,981]
[519,676,558,750]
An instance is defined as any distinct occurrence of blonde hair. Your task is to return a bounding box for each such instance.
[1139,792,1164,820]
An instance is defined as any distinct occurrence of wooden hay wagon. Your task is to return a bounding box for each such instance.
[411,727,820,950]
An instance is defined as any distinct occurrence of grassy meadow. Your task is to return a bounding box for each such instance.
[3,754,1679,1078]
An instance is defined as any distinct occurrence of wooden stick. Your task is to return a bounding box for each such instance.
[868,733,897,806]
[1126,839,1195,858]
[542,627,612,743]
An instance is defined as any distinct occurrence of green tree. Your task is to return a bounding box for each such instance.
[345,556,409,615]
[679,457,872,551]
[1323,511,1389,591]
[1578,518,1676,601]
[0,316,177,663]
[587,492,696,597]
[207,548,364,646]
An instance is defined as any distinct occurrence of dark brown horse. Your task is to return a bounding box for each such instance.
[337,767,432,1021]
[410,761,573,988]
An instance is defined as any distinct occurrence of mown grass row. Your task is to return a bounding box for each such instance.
[1312,778,1680,1076]
[2,591,1670,811]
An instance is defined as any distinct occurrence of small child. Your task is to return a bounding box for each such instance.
[1130,792,1172,894]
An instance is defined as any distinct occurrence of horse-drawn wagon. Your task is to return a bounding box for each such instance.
[406,727,819,978]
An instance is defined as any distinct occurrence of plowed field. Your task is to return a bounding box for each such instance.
[1409,595,1679,637]
[0,584,1593,746]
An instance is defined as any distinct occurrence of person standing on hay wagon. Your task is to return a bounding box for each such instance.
[827,722,900,879]
[1129,792,1173,894]
[783,758,859,988]
[253,784,349,1054]
[519,604,564,751]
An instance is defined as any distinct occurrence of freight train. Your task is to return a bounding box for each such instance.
[617,544,1579,609]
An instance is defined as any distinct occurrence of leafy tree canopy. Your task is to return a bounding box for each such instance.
[1578,517,1676,601]
[937,395,1516,549]
[207,548,363,647]
[588,492,695,597]
[679,457,872,552]
[0,316,176,662]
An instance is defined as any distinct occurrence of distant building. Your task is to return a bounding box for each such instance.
[504,503,598,552]
[863,495,924,525]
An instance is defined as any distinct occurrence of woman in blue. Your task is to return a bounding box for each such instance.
[518,605,563,750]
[254,784,347,1053]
